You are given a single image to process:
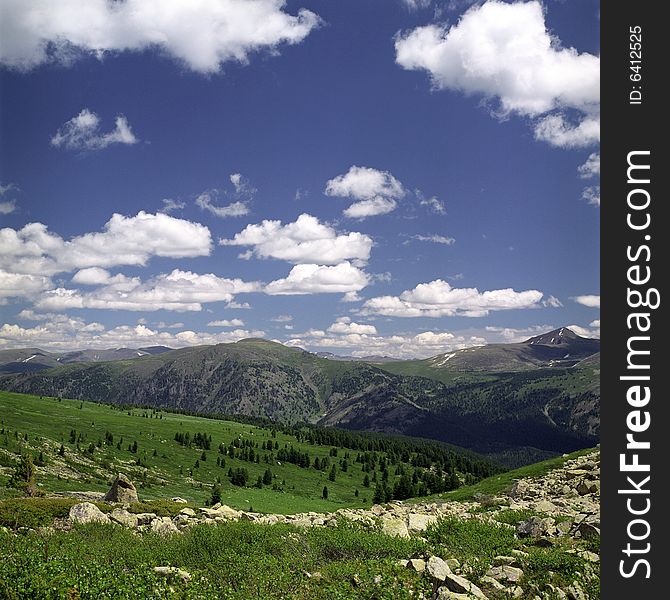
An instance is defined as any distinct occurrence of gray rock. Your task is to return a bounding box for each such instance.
[179,507,196,517]
[135,512,157,525]
[408,558,426,573]
[445,558,461,571]
[69,502,109,524]
[103,473,139,504]
[480,576,505,591]
[493,556,521,567]
[443,573,488,599]
[407,513,437,532]
[109,508,138,528]
[427,556,451,581]
[485,565,524,583]
[517,516,555,538]
[151,516,180,536]
[170,497,188,503]
[577,522,600,540]
[381,517,409,538]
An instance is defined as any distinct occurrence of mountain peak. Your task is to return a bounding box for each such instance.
[525,327,580,345]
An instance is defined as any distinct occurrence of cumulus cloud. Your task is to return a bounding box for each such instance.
[271,314,293,322]
[485,324,557,342]
[395,0,599,147]
[1,211,212,277]
[327,317,377,335]
[0,270,52,301]
[220,213,372,265]
[542,295,563,308]
[572,294,600,308]
[361,279,544,317]
[208,319,245,327]
[36,269,260,312]
[0,0,321,74]
[51,109,138,151]
[0,318,265,351]
[581,186,600,207]
[325,166,406,218]
[285,327,487,359]
[265,262,369,296]
[533,114,600,149]
[578,153,601,179]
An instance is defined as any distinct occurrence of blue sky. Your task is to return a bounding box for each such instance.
[0,0,600,357]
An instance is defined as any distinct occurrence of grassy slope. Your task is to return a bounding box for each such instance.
[0,391,377,513]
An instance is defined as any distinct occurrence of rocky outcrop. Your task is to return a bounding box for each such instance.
[103,473,139,504]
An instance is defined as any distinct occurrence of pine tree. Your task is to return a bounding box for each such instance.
[322,486,329,500]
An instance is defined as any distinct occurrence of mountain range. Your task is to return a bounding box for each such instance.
[0,327,600,466]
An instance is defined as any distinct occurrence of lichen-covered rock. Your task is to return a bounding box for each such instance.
[69,502,109,524]
[103,473,139,504]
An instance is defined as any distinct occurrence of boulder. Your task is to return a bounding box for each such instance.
[485,565,524,583]
[517,516,555,538]
[407,513,437,532]
[443,573,488,599]
[407,558,426,573]
[69,502,109,524]
[110,508,138,528]
[577,522,600,540]
[103,473,139,504]
[170,497,188,503]
[381,517,409,538]
[151,516,180,536]
[427,556,451,582]
[135,512,157,526]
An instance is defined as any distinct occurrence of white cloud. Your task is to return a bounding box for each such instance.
[533,114,600,149]
[401,0,432,11]
[542,295,563,308]
[196,191,249,218]
[327,317,377,335]
[395,0,599,147]
[1,211,212,276]
[0,0,321,74]
[325,166,406,218]
[418,194,446,215]
[572,294,600,308]
[581,186,600,207]
[566,323,600,339]
[0,270,52,301]
[343,197,397,219]
[0,183,18,214]
[265,262,369,295]
[578,152,600,178]
[0,319,265,351]
[208,319,245,327]
[485,324,557,342]
[409,234,455,245]
[36,269,260,312]
[286,327,487,359]
[270,314,294,322]
[362,279,544,317]
[71,267,132,286]
[0,201,17,215]
[51,109,138,151]
[160,199,186,214]
[220,213,372,265]
[341,291,363,303]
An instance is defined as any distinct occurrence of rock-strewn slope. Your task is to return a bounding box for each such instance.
[65,450,600,600]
